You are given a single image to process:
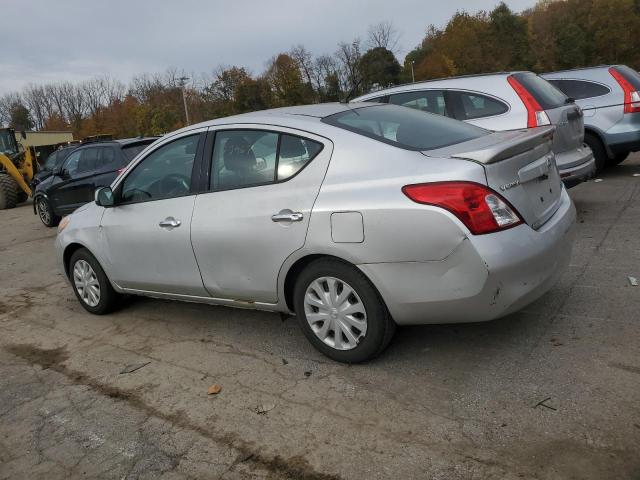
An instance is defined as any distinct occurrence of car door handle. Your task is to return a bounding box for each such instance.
[271,210,303,222]
[159,217,181,228]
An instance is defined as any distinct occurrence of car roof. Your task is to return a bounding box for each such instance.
[542,65,619,75]
[352,71,532,101]
[73,137,158,149]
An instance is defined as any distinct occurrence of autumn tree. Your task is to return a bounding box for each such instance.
[359,47,401,91]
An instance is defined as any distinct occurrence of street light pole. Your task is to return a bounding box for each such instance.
[179,76,190,126]
[411,61,415,83]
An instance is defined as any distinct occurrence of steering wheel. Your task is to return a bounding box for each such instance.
[159,173,191,197]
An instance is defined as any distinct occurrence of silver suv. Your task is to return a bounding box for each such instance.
[353,72,595,187]
[543,65,640,169]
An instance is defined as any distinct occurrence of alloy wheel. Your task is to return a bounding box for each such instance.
[73,259,101,307]
[303,276,367,350]
[37,198,51,225]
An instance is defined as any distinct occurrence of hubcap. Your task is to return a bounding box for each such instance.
[73,260,101,307]
[303,276,367,351]
[37,199,50,224]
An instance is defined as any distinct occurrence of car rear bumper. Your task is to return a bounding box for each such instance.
[358,188,576,325]
[555,146,596,187]
[604,125,640,154]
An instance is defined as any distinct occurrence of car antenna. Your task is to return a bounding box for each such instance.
[340,77,363,104]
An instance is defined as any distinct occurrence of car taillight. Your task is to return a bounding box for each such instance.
[402,181,523,235]
[507,75,551,128]
[609,67,640,113]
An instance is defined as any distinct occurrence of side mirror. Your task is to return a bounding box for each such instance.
[95,186,115,207]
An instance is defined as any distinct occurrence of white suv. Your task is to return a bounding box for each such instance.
[353,72,595,187]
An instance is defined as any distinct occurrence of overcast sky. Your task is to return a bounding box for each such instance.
[1,0,536,96]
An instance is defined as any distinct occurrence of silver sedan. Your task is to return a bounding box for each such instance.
[55,103,576,363]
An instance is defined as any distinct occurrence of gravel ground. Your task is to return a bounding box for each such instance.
[1,156,639,480]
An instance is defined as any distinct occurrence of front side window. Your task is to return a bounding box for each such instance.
[323,104,487,151]
[389,90,448,116]
[120,134,199,203]
[451,91,509,120]
[43,151,58,171]
[62,150,82,176]
[210,130,323,190]
[77,147,100,174]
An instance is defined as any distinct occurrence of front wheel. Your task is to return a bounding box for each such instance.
[69,248,120,315]
[610,152,629,165]
[35,197,60,227]
[293,259,396,363]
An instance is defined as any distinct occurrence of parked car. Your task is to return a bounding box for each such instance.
[542,65,640,169]
[34,137,157,227]
[353,72,595,188]
[30,144,78,188]
[55,103,575,363]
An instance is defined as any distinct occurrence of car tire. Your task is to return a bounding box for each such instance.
[69,248,120,315]
[611,152,629,165]
[35,196,60,227]
[293,258,396,363]
[584,132,607,172]
[0,174,18,210]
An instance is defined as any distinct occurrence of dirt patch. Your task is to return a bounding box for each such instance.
[5,343,342,480]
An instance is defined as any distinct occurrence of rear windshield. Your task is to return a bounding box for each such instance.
[513,72,568,110]
[322,104,487,151]
[122,141,154,162]
[612,65,640,90]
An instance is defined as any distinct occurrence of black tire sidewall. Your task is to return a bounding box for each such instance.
[293,259,392,363]
[584,133,607,172]
[69,248,117,315]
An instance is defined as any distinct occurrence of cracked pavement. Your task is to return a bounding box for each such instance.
[1,157,640,479]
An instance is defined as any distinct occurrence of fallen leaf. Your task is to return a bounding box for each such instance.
[208,384,222,395]
[628,276,638,287]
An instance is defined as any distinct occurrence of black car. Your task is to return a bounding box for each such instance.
[31,144,79,188]
[34,137,157,226]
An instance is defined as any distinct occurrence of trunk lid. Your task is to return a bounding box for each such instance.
[424,126,563,230]
[545,103,584,156]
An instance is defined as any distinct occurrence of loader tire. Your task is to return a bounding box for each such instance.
[16,190,29,204]
[0,174,18,210]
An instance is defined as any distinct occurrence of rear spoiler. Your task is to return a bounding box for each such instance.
[447,126,555,165]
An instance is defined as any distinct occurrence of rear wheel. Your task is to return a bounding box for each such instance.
[610,152,629,165]
[293,258,396,363]
[69,248,120,315]
[584,132,607,172]
[0,174,18,210]
[35,196,60,227]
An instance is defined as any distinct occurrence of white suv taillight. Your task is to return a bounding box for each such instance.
[508,76,550,128]
[609,67,640,114]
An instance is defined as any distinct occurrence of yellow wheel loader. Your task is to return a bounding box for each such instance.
[0,128,35,209]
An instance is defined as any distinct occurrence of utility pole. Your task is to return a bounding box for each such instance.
[179,76,190,126]
[411,61,415,83]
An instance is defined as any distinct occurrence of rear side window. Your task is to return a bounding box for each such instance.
[322,104,487,151]
[450,91,508,119]
[548,79,610,100]
[388,90,448,116]
[611,65,640,90]
[96,147,119,170]
[512,73,567,110]
[210,130,323,190]
[122,142,152,162]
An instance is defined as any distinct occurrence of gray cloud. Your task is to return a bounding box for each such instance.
[1,0,536,95]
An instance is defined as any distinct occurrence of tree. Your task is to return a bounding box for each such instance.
[9,103,34,131]
[359,47,401,91]
[265,54,313,106]
[367,21,400,52]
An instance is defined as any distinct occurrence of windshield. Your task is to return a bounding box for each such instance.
[322,104,487,151]
[0,130,18,156]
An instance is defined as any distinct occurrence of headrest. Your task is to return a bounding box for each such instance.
[223,137,256,172]
[395,123,423,147]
